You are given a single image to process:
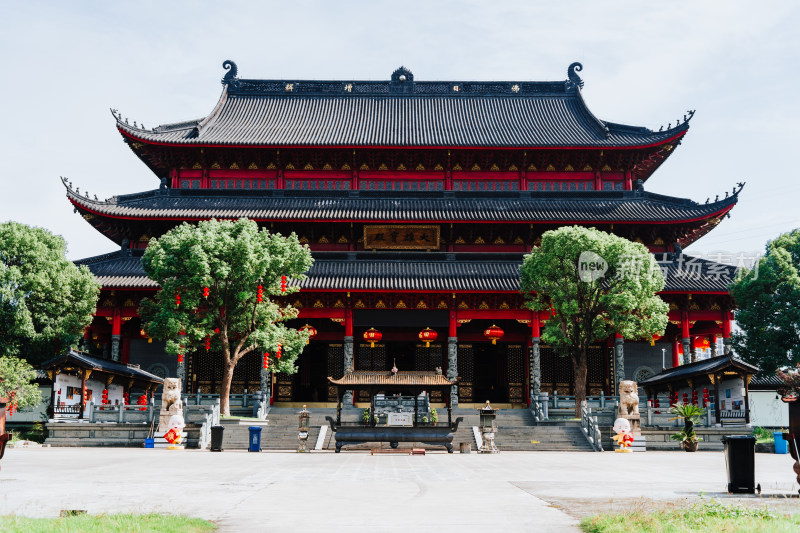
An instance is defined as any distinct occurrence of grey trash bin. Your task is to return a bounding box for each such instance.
[722,435,759,494]
[210,425,224,452]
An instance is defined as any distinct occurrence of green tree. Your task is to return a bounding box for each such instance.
[0,356,41,409]
[140,218,314,415]
[730,229,800,374]
[0,222,99,364]
[520,226,668,416]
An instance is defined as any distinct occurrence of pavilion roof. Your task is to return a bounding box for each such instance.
[639,355,759,392]
[75,250,739,294]
[41,349,164,387]
[328,370,456,388]
[115,62,689,149]
[64,183,737,227]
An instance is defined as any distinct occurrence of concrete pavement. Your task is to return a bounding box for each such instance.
[0,448,798,532]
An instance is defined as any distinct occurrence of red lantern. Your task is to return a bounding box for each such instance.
[263,352,270,369]
[300,324,317,344]
[692,390,698,405]
[682,392,688,405]
[281,275,287,293]
[175,292,181,308]
[650,333,662,346]
[484,324,504,345]
[257,284,263,303]
[177,353,184,363]
[418,327,438,348]
[123,392,130,405]
[363,327,382,348]
[101,389,109,405]
[693,337,710,350]
[203,286,210,298]
[205,335,211,351]
[276,343,282,359]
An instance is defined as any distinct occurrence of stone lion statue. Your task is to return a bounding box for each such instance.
[161,378,182,414]
[618,380,639,416]
[158,378,183,432]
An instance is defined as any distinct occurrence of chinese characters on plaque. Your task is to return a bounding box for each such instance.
[363,225,440,250]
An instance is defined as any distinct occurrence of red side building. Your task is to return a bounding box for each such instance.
[66,61,740,407]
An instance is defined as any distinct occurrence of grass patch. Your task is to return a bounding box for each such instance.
[581,499,800,533]
[0,513,216,533]
[753,426,775,444]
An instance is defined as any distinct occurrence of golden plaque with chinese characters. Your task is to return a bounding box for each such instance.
[363,225,440,250]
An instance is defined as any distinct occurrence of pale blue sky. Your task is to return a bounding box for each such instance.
[1,1,798,260]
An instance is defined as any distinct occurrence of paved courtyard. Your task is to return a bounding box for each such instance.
[1,448,798,532]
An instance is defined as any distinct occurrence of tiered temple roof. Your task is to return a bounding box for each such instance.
[116,63,689,149]
[76,248,738,294]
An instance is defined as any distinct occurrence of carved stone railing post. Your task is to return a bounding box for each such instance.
[110,335,121,361]
[530,337,541,396]
[447,336,458,407]
[343,335,354,406]
[615,335,625,389]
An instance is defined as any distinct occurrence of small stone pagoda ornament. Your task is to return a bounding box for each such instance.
[617,380,641,436]
[478,401,499,453]
[298,405,310,452]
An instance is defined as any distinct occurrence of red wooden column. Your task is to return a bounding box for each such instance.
[671,340,681,368]
[722,310,732,355]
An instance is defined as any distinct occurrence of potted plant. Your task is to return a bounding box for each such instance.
[430,408,438,425]
[669,402,706,452]
[777,364,800,403]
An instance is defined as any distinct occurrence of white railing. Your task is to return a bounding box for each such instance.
[580,400,603,452]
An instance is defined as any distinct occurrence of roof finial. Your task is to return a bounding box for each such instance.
[566,62,584,90]
[221,59,238,86]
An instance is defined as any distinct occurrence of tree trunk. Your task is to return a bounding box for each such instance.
[573,348,588,418]
[220,360,235,416]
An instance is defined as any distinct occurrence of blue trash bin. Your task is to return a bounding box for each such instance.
[774,432,788,454]
[248,426,263,452]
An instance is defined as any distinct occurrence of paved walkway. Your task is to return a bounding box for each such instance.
[1,448,798,532]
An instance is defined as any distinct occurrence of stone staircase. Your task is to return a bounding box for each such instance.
[492,409,594,451]
[220,407,595,452]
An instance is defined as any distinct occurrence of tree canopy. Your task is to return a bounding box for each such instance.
[0,222,99,364]
[0,356,41,409]
[730,229,800,374]
[520,226,668,414]
[140,218,314,415]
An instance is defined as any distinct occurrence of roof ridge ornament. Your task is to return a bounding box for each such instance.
[221,59,239,88]
[390,66,415,94]
[566,62,584,91]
